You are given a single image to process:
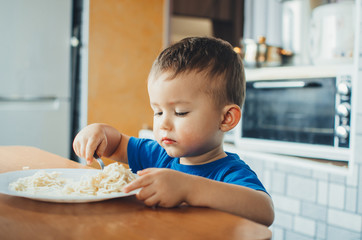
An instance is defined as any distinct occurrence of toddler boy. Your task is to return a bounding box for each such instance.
[73,37,274,226]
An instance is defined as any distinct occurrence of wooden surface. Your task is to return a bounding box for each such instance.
[88,0,164,137]
[0,146,272,240]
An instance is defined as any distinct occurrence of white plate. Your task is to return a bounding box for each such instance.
[0,168,139,203]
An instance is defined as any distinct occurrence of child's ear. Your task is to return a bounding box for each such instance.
[220,104,241,132]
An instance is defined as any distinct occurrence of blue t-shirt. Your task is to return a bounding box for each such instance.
[127,137,267,193]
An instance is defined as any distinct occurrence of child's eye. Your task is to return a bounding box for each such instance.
[175,112,189,116]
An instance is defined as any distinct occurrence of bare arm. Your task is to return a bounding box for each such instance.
[185,173,274,226]
[123,168,274,226]
[73,123,130,164]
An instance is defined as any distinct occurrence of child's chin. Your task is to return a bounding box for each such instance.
[164,149,182,158]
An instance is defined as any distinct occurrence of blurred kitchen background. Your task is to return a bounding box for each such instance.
[1,0,362,239]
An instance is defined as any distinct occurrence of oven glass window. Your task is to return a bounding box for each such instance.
[241,78,336,146]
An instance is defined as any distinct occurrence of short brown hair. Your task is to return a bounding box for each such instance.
[149,37,245,108]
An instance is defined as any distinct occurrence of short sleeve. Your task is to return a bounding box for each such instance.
[223,165,267,193]
[127,137,170,173]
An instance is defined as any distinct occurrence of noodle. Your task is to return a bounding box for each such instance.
[9,163,136,196]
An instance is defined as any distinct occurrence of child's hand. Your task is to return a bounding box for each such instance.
[73,123,108,165]
[123,168,191,208]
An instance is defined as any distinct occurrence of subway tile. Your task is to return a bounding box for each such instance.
[301,201,327,221]
[294,216,316,237]
[277,164,312,177]
[264,160,276,170]
[318,181,328,206]
[346,166,359,187]
[357,164,362,214]
[252,161,265,176]
[284,231,314,240]
[356,71,362,112]
[262,169,271,193]
[356,115,362,133]
[354,135,362,164]
[244,156,264,174]
[271,226,284,240]
[328,173,346,185]
[272,194,300,214]
[271,172,286,194]
[316,221,327,240]
[359,55,362,70]
[345,186,358,212]
[312,170,328,181]
[326,225,361,240]
[328,208,362,232]
[287,175,317,202]
[328,183,345,209]
[274,211,293,230]
[355,72,362,113]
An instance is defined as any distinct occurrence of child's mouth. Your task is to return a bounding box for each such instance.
[161,137,176,144]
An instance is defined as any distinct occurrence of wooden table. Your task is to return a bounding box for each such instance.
[0,146,272,240]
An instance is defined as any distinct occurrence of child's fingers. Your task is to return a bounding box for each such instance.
[136,168,156,176]
[123,175,152,193]
[142,194,160,207]
[136,185,156,201]
[85,138,101,163]
[95,138,107,158]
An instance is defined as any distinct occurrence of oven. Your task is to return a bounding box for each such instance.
[234,65,354,161]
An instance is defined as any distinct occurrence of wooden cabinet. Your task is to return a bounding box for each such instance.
[171,0,244,46]
[88,0,164,140]
[172,0,232,21]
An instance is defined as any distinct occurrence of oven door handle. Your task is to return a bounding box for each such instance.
[252,81,322,89]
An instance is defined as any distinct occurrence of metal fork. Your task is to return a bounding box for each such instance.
[93,153,105,170]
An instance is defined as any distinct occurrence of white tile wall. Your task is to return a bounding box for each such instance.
[273,194,300,214]
[328,209,362,232]
[354,135,362,164]
[328,183,345,209]
[312,170,328,181]
[287,175,317,202]
[262,168,272,191]
[327,226,361,240]
[316,222,326,239]
[274,211,294,230]
[285,231,314,240]
[294,216,316,237]
[317,181,328,206]
[357,71,362,114]
[357,115,362,134]
[277,163,313,177]
[345,187,358,212]
[301,201,327,221]
[271,227,284,240]
[271,171,286,194]
[346,166,359,187]
[358,165,362,214]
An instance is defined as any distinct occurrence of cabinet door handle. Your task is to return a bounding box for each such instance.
[0,96,57,102]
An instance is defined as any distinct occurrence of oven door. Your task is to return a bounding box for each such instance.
[241,78,336,145]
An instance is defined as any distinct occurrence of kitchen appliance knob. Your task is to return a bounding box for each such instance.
[337,103,350,117]
[337,82,351,96]
[336,126,349,139]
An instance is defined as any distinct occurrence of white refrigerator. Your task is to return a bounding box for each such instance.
[0,0,73,158]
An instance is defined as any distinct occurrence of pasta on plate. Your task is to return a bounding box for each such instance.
[9,163,136,196]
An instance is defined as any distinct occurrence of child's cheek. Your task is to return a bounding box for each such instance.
[179,127,201,144]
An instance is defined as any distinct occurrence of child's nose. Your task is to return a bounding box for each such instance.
[159,115,172,130]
